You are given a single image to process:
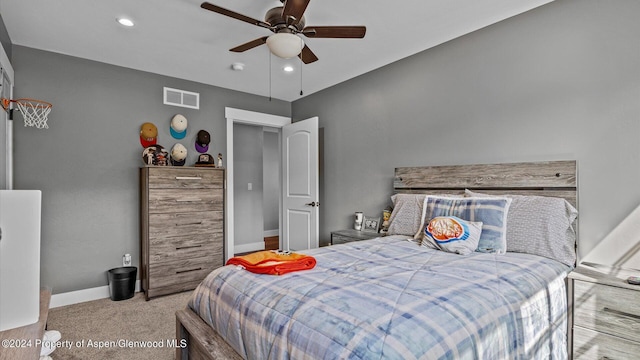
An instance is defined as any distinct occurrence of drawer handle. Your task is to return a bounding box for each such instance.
[176,222,203,226]
[603,307,640,320]
[176,267,202,274]
[175,176,202,180]
[176,245,203,250]
[175,199,203,202]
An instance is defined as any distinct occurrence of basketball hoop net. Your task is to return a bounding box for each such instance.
[1,98,53,129]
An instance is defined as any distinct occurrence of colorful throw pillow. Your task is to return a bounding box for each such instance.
[465,189,578,266]
[421,216,483,255]
[416,195,512,253]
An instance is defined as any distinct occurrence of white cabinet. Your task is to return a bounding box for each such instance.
[0,190,41,331]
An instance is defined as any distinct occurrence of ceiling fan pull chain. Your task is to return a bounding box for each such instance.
[300,56,304,96]
[269,51,272,101]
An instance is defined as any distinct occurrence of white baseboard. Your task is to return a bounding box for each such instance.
[234,241,265,254]
[263,229,279,237]
[50,280,141,308]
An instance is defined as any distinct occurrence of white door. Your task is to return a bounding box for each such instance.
[0,190,41,331]
[282,117,319,251]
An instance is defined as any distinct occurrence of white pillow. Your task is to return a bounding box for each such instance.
[387,194,427,236]
[421,216,483,255]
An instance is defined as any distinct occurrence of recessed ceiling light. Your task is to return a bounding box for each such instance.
[117,17,135,27]
[283,65,294,73]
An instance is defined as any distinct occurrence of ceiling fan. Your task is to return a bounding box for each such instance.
[200,0,366,64]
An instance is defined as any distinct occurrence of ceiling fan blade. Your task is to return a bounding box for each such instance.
[302,26,366,38]
[230,36,269,52]
[282,0,311,26]
[201,2,271,29]
[299,45,318,64]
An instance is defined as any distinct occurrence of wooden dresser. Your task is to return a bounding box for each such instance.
[140,167,225,300]
[569,263,640,359]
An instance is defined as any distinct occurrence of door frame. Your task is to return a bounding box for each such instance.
[225,107,291,261]
[0,43,14,189]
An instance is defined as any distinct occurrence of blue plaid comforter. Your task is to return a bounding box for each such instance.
[189,236,571,360]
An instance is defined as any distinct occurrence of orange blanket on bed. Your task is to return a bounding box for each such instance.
[226,250,316,275]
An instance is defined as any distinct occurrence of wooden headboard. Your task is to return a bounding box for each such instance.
[394,160,577,208]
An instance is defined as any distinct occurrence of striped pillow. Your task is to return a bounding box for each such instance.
[465,189,577,266]
[416,195,512,253]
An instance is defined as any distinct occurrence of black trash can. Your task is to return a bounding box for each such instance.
[107,266,137,301]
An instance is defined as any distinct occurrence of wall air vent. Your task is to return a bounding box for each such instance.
[163,87,200,109]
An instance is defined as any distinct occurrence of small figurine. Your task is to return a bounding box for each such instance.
[217,153,223,168]
[380,207,392,235]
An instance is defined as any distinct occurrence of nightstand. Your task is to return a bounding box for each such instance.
[331,229,380,245]
[568,263,640,359]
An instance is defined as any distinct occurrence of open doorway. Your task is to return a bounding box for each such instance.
[225,107,290,261]
[232,124,280,255]
[225,107,319,260]
[262,128,280,251]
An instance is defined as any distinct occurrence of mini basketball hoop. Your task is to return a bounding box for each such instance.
[1,98,53,129]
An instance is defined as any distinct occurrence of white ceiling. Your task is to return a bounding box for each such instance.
[0,0,553,102]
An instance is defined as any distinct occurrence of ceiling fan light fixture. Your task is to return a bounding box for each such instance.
[116,17,135,27]
[266,33,304,59]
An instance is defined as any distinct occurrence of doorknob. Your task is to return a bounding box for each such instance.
[305,202,318,207]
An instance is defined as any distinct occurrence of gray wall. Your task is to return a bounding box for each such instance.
[292,0,640,268]
[233,123,264,246]
[263,130,279,231]
[12,46,290,293]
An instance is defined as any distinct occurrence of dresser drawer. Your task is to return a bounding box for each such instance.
[147,168,224,189]
[148,189,223,213]
[573,281,640,342]
[148,211,222,238]
[573,326,640,359]
[149,232,223,264]
[148,257,221,289]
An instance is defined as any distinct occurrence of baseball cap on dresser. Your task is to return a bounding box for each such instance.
[140,122,158,148]
[142,144,169,166]
[170,114,188,139]
[195,153,215,166]
[170,143,187,166]
[195,130,210,153]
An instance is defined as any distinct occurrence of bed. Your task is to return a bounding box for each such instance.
[176,160,578,360]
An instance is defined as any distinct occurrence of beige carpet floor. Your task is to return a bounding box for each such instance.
[46,291,193,360]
